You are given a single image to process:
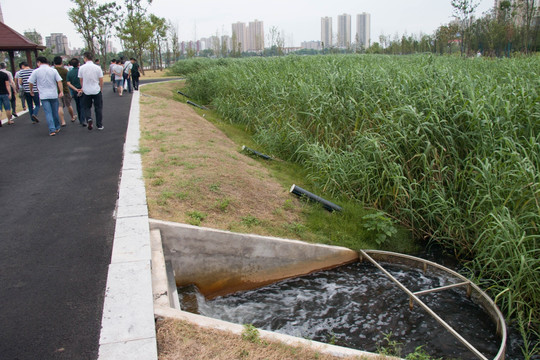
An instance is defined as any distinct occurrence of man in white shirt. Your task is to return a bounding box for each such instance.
[123,57,132,94]
[78,52,104,131]
[28,57,63,136]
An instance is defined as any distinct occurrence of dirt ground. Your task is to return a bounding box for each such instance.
[156,318,380,360]
[139,80,304,235]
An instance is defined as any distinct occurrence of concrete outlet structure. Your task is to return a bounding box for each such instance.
[149,218,395,360]
[149,218,359,299]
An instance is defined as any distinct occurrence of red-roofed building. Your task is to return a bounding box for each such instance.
[0,21,46,75]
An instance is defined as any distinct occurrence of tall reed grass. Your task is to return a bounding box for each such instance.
[176,55,539,356]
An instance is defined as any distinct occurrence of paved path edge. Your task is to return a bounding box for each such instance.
[97,87,158,360]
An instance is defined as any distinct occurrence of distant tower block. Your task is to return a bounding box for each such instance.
[321,16,332,48]
[356,12,371,49]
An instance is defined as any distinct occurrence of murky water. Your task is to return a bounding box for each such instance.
[179,261,503,359]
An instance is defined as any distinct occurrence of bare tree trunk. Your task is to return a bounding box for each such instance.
[158,39,163,70]
[138,52,145,76]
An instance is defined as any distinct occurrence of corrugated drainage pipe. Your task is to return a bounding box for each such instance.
[241,145,273,160]
[290,184,342,212]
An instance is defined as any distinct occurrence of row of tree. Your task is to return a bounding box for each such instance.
[35,0,538,69]
[334,0,538,56]
[67,0,180,72]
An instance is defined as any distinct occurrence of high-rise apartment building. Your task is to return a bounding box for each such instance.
[248,19,264,52]
[231,22,248,52]
[337,13,351,48]
[321,16,333,48]
[45,33,69,54]
[356,12,371,49]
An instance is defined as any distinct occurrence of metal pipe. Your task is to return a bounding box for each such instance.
[290,184,342,212]
[413,281,471,296]
[187,100,208,110]
[360,250,489,360]
[363,250,506,360]
[177,90,191,98]
[241,145,273,160]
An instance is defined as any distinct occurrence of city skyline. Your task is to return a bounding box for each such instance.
[2,0,496,51]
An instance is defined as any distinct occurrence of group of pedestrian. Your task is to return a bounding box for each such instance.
[0,52,106,136]
[0,63,18,126]
[109,57,140,95]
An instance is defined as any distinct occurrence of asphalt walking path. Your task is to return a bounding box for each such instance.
[0,80,157,360]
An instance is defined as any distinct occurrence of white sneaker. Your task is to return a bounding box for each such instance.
[97,126,104,130]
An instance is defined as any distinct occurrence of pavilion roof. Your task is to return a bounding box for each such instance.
[0,22,46,51]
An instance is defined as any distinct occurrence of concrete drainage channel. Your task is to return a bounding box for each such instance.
[150,219,390,359]
[149,219,507,360]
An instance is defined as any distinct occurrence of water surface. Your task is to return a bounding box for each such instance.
[180,261,502,359]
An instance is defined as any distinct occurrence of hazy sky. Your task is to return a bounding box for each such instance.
[2,0,495,50]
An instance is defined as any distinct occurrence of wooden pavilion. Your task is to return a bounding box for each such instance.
[0,21,46,75]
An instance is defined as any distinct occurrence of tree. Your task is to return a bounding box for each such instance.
[94,3,121,69]
[221,36,229,58]
[231,32,242,58]
[168,20,180,63]
[451,0,480,55]
[68,0,99,56]
[268,26,285,56]
[366,42,383,54]
[515,0,539,52]
[149,14,168,70]
[435,23,460,54]
[23,29,43,45]
[118,0,154,75]
[379,34,389,50]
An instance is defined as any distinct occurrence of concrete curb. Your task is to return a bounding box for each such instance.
[97,88,158,360]
[1,108,29,125]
